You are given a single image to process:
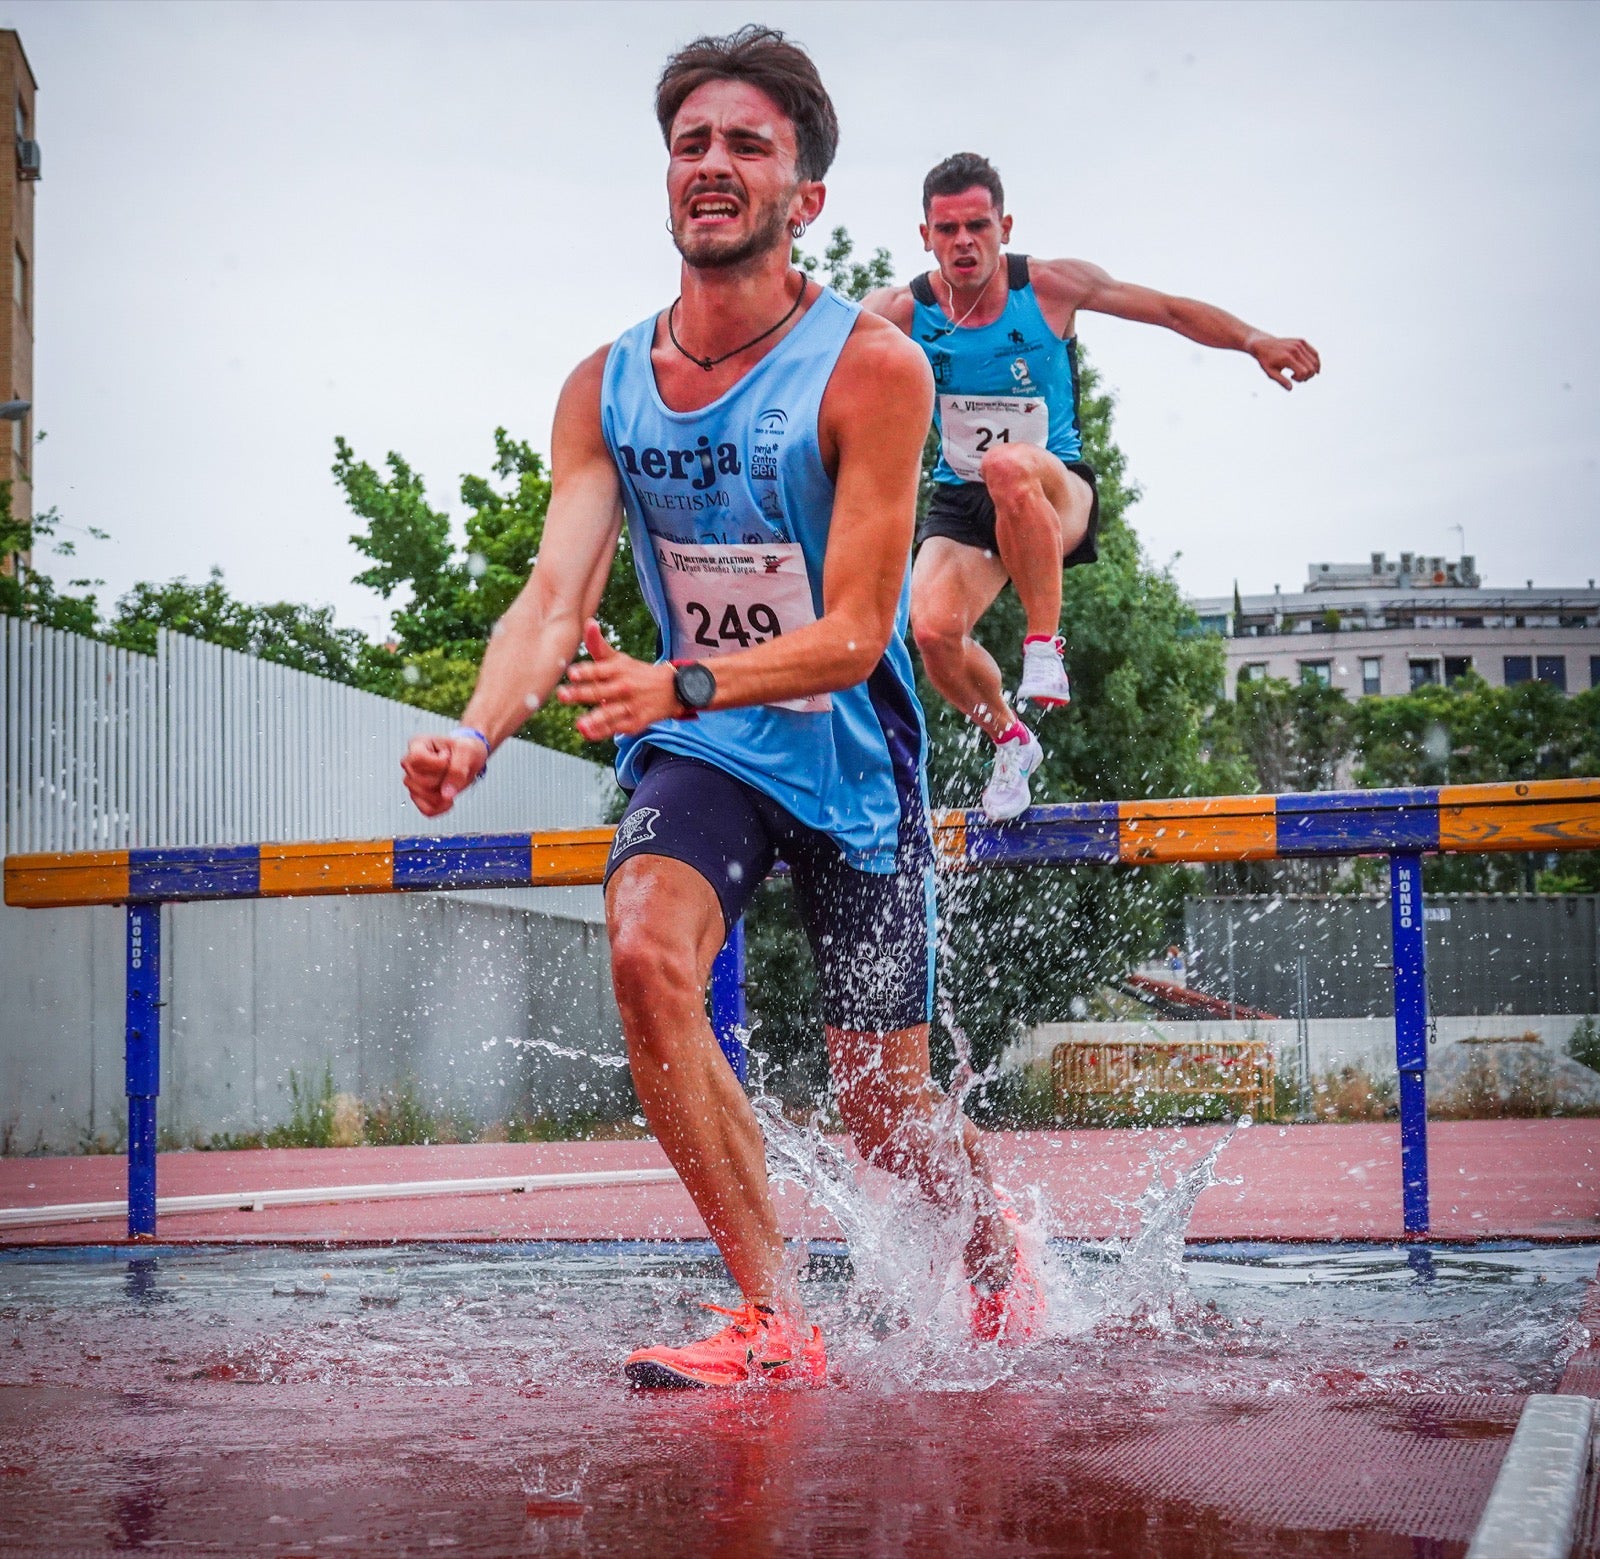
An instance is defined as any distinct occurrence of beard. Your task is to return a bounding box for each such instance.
[671,191,793,271]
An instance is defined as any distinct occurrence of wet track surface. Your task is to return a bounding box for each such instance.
[2,1240,1596,1556]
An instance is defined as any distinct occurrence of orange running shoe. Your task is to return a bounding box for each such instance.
[624,1301,827,1389]
[970,1210,1047,1345]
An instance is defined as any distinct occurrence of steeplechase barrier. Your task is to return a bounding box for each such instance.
[6,777,1599,1240]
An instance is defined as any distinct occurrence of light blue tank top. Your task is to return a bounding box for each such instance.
[600,286,928,873]
[910,253,1083,486]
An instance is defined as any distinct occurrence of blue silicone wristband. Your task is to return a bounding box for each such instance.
[449,726,490,778]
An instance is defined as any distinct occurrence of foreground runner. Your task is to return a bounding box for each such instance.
[401,28,1042,1387]
[865,153,1320,820]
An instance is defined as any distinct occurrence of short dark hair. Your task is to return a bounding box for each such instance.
[922,153,1004,216]
[655,25,839,183]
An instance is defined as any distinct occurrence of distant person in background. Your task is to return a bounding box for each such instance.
[865,154,1320,821]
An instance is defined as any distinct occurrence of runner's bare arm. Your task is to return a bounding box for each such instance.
[859,284,916,334]
[560,316,933,742]
[401,348,623,816]
[1032,257,1321,391]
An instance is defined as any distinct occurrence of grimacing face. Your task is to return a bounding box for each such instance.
[666,78,824,270]
[921,187,1013,294]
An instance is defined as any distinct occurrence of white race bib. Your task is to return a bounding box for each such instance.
[938,394,1050,482]
[655,540,829,714]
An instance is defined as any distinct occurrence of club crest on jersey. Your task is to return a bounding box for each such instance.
[615,437,742,492]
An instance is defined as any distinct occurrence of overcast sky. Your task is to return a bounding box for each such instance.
[7,0,1598,637]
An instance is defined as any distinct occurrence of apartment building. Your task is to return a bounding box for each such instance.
[0,29,34,567]
[1190,551,1600,699]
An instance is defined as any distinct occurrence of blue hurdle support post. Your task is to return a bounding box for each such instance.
[1388,852,1430,1236]
[125,903,162,1239]
[709,918,748,1083]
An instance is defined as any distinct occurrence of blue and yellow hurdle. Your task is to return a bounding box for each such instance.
[6,778,1599,1239]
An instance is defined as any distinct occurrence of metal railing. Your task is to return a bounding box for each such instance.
[6,777,1599,1239]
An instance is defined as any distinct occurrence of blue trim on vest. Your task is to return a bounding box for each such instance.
[598,288,927,874]
[911,254,1084,485]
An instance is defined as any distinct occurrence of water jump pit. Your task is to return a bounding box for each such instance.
[4,1125,1600,1557]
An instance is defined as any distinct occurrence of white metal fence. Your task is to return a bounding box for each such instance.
[1,616,613,856]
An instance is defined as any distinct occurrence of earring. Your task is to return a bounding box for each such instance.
[790,222,807,239]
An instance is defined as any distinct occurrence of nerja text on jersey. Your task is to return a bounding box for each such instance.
[615,437,743,492]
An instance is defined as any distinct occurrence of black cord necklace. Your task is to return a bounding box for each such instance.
[667,276,809,372]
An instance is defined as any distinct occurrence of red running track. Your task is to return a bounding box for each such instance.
[4,1122,1600,1556]
[0,1383,1541,1559]
[2,1119,1596,1246]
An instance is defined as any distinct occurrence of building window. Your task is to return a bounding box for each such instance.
[10,411,24,477]
[13,98,25,141]
[1444,656,1472,685]
[1299,660,1332,688]
[1504,655,1532,686]
[1409,659,1439,689]
[1591,655,1600,691]
[1360,656,1382,696]
[1536,655,1567,692]
[12,248,25,318]
[1237,662,1268,686]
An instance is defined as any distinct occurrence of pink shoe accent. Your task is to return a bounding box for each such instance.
[995,720,1031,746]
[970,1211,1047,1346]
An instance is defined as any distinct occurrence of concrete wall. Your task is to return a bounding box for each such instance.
[0,891,626,1155]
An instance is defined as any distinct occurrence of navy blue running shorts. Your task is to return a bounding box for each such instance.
[604,748,934,1034]
[917,461,1099,567]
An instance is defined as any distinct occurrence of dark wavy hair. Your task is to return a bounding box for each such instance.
[923,152,1005,215]
[655,25,839,182]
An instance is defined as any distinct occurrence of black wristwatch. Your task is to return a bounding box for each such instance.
[671,660,717,719]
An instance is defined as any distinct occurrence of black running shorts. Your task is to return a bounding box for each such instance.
[916,461,1100,566]
[603,748,934,1034]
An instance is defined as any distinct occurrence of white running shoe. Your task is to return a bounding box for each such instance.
[1016,636,1071,708]
[981,724,1043,822]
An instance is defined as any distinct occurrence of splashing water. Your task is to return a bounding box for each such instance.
[5,1235,1591,1402]
[1084,1118,1253,1332]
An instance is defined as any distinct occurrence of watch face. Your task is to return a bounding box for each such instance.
[676,662,716,709]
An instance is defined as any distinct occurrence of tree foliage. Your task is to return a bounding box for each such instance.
[794,225,894,299]
[102,568,370,682]
[330,427,656,757]
[0,483,105,637]
[913,357,1238,1078]
[1199,671,1600,893]
[749,341,1242,1091]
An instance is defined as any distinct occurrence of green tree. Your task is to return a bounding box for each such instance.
[1198,675,1355,893]
[0,483,105,636]
[1,479,374,685]
[104,567,369,682]
[748,350,1242,1091]
[919,357,1238,1076]
[794,225,894,298]
[333,427,656,757]
[1195,670,1600,894]
[1351,674,1600,891]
